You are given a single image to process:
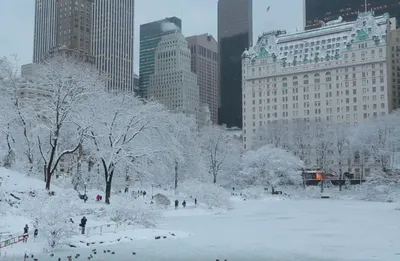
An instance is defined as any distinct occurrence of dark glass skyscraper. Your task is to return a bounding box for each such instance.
[218,0,252,128]
[305,0,400,30]
[139,17,182,98]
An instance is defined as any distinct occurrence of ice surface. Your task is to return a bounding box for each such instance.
[3,198,399,261]
[1,169,399,261]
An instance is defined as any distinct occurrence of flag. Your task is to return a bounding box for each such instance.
[266,6,270,12]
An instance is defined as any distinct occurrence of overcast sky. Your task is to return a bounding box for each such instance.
[0,0,303,72]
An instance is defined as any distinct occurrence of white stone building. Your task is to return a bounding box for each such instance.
[149,32,210,126]
[242,12,393,150]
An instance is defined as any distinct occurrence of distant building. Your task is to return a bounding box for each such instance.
[92,0,135,93]
[388,28,400,110]
[186,34,219,124]
[218,0,253,128]
[21,63,40,79]
[33,0,94,63]
[304,0,400,30]
[242,12,393,150]
[133,73,139,93]
[139,17,182,98]
[148,32,210,126]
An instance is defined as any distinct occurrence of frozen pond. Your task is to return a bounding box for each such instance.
[4,198,400,261]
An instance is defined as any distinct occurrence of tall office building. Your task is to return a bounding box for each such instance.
[186,34,219,124]
[148,32,210,126]
[33,0,94,63]
[92,0,135,93]
[218,0,253,128]
[139,17,182,98]
[304,0,400,30]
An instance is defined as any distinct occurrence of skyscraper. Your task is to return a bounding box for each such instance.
[186,34,219,124]
[304,0,400,30]
[218,0,253,128]
[92,0,135,93]
[148,32,207,125]
[139,17,182,98]
[33,0,93,63]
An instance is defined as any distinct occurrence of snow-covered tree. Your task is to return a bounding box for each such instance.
[254,119,288,149]
[239,145,304,190]
[179,179,232,210]
[312,122,334,171]
[0,56,40,174]
[331,123,351,191]
[85,94,180,204]
[32,193,77,248]
[351,111,400,173]
[287,120,314,166]
[200,125,235,184]
[13,56,103,190]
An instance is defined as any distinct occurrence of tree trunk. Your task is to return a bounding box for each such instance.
[213,173,217,184]
[105,181,111,204]
[174,160,178,192]
[45,168,52,190]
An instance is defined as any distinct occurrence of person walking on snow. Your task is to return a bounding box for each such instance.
[23,224,29,242]
[174,199,179,210]
[182,200,186,208]
[80,216,87,235]
[194,198,197,205]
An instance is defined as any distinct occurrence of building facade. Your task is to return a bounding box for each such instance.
[242,12,392,150]
[139,17,182,98]
[92,0,135,93]
[148,32,208,125]
[33,0,94,63]
[186,34,219,124]
[388,28,400,109]
[304,0,400,30]
[218,0,253,128]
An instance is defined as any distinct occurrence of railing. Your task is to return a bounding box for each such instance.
[0,235,26,249]
[78,223,131,237]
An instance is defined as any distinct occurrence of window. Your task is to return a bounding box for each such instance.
[325,72,331,82]
[303,75,309,84]
[314,73,320,83]
[293,76,298,86]
[282,77,287,87]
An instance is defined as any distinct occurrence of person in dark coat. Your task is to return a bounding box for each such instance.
[143,191,147,197]
[174,200,179,210]
[182,200,186,208]
[23,224,29,242]
[34,228,38,238]
[80,216,87,235]
[23,224,29,234]
[194,198,197,205]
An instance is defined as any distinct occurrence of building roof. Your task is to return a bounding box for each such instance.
[243,12,390,65]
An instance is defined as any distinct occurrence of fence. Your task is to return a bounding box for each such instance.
[78,223,132,237]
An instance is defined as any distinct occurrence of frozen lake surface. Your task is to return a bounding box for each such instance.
[8,197,399,261]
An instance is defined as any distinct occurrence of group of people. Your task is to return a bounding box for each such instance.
[22,224,38,243]
[174,198,197,210]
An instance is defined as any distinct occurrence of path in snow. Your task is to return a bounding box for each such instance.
[5,198,400,261]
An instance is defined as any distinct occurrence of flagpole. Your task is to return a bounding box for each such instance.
[365,0,367,12]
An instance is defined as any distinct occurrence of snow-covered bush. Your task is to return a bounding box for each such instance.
[32,193,77,248]
[239,145,304,190]
[240,186,267,200]
[154,193,171,208]
[180,180,232,210]
[108,199,160,228]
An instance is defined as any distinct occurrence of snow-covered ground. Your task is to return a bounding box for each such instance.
[1,169,400,261]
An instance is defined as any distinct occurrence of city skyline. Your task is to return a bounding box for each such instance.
[0,0,303,72]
